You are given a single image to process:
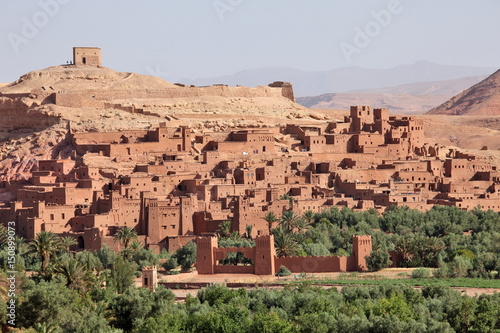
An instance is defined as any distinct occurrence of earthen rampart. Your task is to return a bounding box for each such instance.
[54,85,288,109]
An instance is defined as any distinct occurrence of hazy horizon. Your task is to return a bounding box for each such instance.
[1,0,499,83]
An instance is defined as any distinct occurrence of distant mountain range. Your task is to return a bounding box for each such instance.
[427,69,500,116]
[346,76,488,96]
[180,61,496,97]
[296,75,489,115]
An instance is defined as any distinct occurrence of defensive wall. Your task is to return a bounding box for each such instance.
[196,235,372,275]
[53,84,292,109]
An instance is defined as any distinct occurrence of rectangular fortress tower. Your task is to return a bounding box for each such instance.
[73,47,102,66]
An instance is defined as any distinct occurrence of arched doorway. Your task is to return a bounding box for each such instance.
[77,236,85,249]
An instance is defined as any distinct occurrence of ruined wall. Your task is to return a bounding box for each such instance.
[268,81,294,101]
[54,85,288,109]
[0,97,61,137]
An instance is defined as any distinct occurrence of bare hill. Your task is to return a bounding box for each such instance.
[0,65,178,93]
[427,69,500,115]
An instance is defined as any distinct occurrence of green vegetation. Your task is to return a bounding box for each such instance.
[276,265,292,277]
[264,205,500,279]
[274,275,500,289]
[1,204,499,331]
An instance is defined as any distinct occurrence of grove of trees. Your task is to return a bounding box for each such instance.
[0,204,499,332]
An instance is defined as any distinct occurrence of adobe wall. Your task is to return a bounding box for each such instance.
[196,235,275,275]
[0,97,61,136]
[275,256,346,273]
[196,235,370,275]
[54,85,287,109]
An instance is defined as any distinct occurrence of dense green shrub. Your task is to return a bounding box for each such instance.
[411,268,431,279]
[276,265,292,277]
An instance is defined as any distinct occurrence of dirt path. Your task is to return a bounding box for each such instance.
[134,268,500,299]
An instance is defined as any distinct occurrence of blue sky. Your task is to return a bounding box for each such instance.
[1,0,499,82]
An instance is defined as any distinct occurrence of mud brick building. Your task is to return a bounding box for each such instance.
[1,105,499,254]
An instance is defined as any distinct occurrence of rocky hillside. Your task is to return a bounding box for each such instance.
[0,65,307,182]
[427,69,500,115]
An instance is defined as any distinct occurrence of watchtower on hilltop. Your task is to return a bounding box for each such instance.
[73,47,102,67]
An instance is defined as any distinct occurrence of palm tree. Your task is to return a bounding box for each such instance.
[129,240,142,252]
[55,258,86,291]
[32,323,59,333]
[272,226,300,257]
[113,226,138,250]
[302,210,315,226]
[27,231,61,275]
[294,218,312,233]
[262,211,279,233]
[280,210,300,232]
[60,236,78,252]
[216,220,232,238]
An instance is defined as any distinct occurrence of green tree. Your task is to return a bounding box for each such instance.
[133,306,188,333]
[110,286,175,331]
[162,257,178,271]
[294,217,312,233]
[76,250,102,274]
[249,310,297,333]
[302,210,315,226]
[366,249,392,271]
[130,247,159,270]
[262,211,279,233]
[175,241,196,271]
[113,226,138,251]
[27,231,61,275]
[217,221,232,238]
[59,306,112,333]
[373,295,414,322]
[302,243,330,256]
[32,322,59,333]
[280,210,300,232]
[17,281,78,328]
[59,236,78,252]
[453,296,477,333]
[54,258,87,292]
[95,244,117,269]
[272,226,300,257]
[110,256,137,293]
[448,255,473,278]
[473,296,499,333]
